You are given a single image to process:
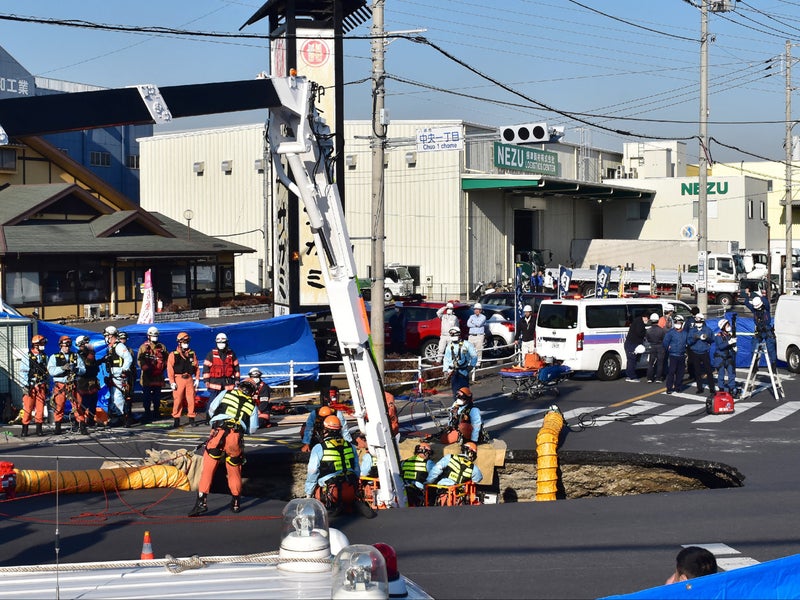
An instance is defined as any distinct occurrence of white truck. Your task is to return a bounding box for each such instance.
[359,263,415,301]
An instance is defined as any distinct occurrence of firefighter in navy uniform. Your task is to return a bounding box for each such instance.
[47,335,86,435]
[116,331,136,427]
[75,335,101,427]
[188,380,260,517]
[203,332,240,394]
[713,318,739,396]
[401,442,435,506]
[19,335,50,437]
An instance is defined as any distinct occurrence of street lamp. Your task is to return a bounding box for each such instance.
[183,209,194,241]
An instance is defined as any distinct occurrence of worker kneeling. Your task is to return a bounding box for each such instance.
[189,380,260,517]
[401,442,435,507]
[425,441,482,506]
[305,416,375,518]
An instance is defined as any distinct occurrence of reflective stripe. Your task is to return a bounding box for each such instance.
[319,438,355,476]
[401,456,429,483]
[442,455,473,484]
[216,389,255,425]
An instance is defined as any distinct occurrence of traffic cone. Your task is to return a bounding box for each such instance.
[140,531,154,560]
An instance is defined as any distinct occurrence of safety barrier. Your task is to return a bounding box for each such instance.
[535,408,564,502]
[424,480,478,506]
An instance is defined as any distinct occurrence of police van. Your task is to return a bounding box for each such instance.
[535,297,694,380]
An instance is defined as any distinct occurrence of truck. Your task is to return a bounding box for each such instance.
[740,248,800,283]
[358,263,415,301]
[570,238,740,271]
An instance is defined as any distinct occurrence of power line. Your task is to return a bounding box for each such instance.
[564,0,697,42]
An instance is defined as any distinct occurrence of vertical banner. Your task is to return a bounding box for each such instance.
[137,269,154,324]
[558,265,572,299]
[618,267,625,297]
[677,269,682,300]
[650,263,657,296]
[515,266,525,321]
[595,265,612,298]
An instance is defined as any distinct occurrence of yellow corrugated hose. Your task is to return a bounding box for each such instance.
[14,465,191,495]
[535,408,564,501]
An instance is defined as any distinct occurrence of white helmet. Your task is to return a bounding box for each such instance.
[718,318,729,330]
[75,335,89,346]
[523,305,533,312]
[147,326,159,337]
[695,312,705,322]
[449,326,461,336]
[215,333,228,343]
[473,303,482,310]
[103,325,118,337]
[649,313,660,322]
[446,302,454,309]
[248,367,263,378]
[665,303,675,313]
[752,296,764,309]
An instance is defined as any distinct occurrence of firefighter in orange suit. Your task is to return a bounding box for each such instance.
[188,380,259,516]
[19,335,49,437]
[203,332,240,393]
[167,332,200,428]
[47,335,86,435]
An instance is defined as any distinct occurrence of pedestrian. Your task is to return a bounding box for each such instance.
[663,315,689,394]
[47,335,86,435]
[435,302,460,363]
[743,289,778,370]
[644,313,666,383]
[514,304,536,358]
[543,270,555,293]
[75,335,101,427]
[166,332,201,428]
[686,313,716,396]
[624,313,649,382]
[713,318,739,396]
[442,327,478,400]
[19,334,49,437]
[137,326,168,423]
[467,302,487,367]
[533,270,544,293]
[188,380,260,517]
[203,332,240,393]
[103,326,133,427]
[665,546,718,585]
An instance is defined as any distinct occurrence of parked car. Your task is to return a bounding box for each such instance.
[453,303,516,358]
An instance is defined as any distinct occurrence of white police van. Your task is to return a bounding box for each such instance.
[535,297,694,380]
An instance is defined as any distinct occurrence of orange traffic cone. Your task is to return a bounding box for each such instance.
[140,531,154,560]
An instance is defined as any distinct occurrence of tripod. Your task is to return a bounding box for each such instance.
[742,340,784,401]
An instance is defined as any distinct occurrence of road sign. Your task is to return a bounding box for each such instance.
[416,127,463,152]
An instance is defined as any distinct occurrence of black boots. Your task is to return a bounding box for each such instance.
[36,423,43,437]
[173,418,181,429]
[79,422,89,435]
[230,496,241,513]
[54,422,62,435]
[188,417,196,427]
[188,493,208,517]
[20,424,28,437]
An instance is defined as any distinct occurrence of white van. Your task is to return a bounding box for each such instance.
[774,295,800,373]
[535,297,694,380]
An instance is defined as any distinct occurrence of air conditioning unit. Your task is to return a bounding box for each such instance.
[84,304,100,319]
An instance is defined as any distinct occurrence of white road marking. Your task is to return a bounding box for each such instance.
[485,407,550,429]
[751,401,800,422]
[685,543,739,555]
[667,391,709,403]
[513,407,605,429]
[633,403,703,425]
[692,402,759,423]
[590,400,664,426]
[681,543,760,572]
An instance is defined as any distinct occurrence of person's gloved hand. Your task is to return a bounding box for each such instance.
[170,382,178,391]
[634,344,646,354]
[729,337,737,345]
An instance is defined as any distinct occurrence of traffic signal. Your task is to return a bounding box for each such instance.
[500,123,549,145]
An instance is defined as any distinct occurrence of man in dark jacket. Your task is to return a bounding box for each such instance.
[644,313,666,383]
[624,313,649,382]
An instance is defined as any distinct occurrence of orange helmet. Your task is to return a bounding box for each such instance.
[456,387,473,406]
[318,406,334,418]
[177,332,190,343]
[58,335,72,346]
[461,441,478,460]
[323,415,341,430]
[32,335,47,346]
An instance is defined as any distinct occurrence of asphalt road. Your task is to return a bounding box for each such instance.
[1,349,798,598]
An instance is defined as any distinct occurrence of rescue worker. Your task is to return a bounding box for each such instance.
[188,379,260,517]
[663,315,689,395]
[686,313,716,397]
[514,305,536,357]
[426,441,483,487]
[203,332,240,393]
[449,386,489,444]
[304,415,371,516]
[401,442,435,506]
[246,367,273,428]
[300,390,352,452]
[442,327,478,399]
[435,302,460,363]
[75,335,101,427]
[743,289,779,370]
[467,302,487,367]
[116,331,136,426]
[19,334,50,437]
[103,326,133,427]
[714,318,739,396]
[137,326,168,423]
[645,313,666,384]
[354,432,378,478]
[166,332,201,428]
[47,335,86,435]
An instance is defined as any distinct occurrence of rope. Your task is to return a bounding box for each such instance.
[0,550,333,574]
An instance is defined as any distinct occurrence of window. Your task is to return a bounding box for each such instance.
[537,304,578,329]
[171,266,187,297]
[586,305,627,328]
[89,151,111,167]
[193,265,216,291]
[716,257,735,276]
[0,148,16,170]
[748,199,753,219]
[5,271,40,304]
[126,154,140,169]
[760,201,766,221]
[76,265,109,303]
[626,201,650,220]
[42,270,76,304]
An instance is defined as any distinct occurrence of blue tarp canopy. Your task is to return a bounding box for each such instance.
[35,314,318,408]
[603,553,800,599]
[709,312,784,369]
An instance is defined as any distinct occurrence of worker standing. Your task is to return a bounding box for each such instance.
[137,326,168,423]
[203,332,240,394]
[467,303,487,367]
[167,332,200,428]
[103,326,132,427]
[47,335,86,435]
[19,335,50,437]
[435,302,460,363]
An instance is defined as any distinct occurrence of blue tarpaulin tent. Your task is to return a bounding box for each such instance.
[35,314,318,409]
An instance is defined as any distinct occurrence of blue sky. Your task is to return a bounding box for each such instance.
[1,1,798,163]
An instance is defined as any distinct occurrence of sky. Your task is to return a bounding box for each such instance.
[1,0,800,165]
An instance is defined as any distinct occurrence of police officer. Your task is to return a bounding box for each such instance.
[442,327,478,399]
[203,332,240,393]
[663,315,689,395]
[103,326,132,427]
[744,290,778,369]
[188,380,260,517]
[137,326,168,423]
[714,318,739,396]
[19,335,49,437]
[450,386,488,444]
[75,335,101,427]
[645,313,666,384]
[686,313,716,396]
[304,416,362,511]
[401,442,435,506]
[167,332,201,428]
[47,335,86,435]
[426,441,483,487]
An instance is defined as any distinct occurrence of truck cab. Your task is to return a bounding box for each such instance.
[359,263,414,301]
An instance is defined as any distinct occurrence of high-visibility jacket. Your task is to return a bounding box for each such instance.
[439,454,474,484]
[401,456,429,484]
[210,389,256,431]
[319,437,356,477]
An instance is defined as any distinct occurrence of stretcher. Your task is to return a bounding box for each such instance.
[499,364,572,399]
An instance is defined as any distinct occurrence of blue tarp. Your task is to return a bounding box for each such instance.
[35,314,318,409]
[602,553,800,599]
[708,312,784,369]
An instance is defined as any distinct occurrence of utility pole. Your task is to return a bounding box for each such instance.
[370,0,387,374]
[697,0,709,314]
[786,40,794,295]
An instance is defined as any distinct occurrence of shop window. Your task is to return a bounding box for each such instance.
[171,267,187,297]
[42,270,76,304]
[0,148,16,171]
[5,271,40,304]
[193,265,216,291]
[90,151,111,167]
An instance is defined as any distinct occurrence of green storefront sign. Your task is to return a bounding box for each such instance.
[493,142,559,176]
